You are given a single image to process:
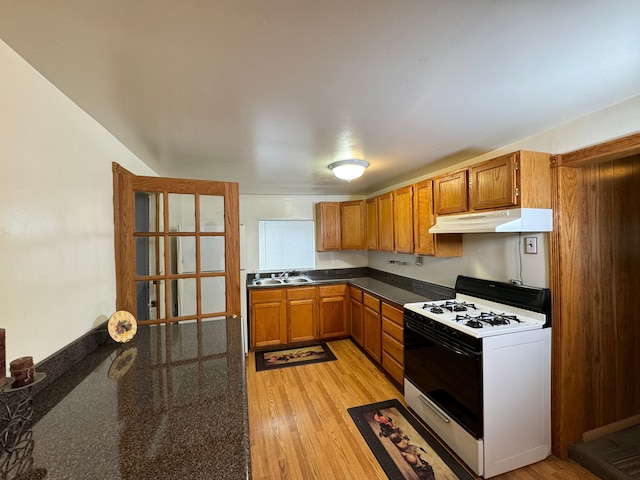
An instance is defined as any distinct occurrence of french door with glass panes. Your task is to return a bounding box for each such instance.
[113,164,240,325]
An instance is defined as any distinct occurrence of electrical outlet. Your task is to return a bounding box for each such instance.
[525,237,537,254]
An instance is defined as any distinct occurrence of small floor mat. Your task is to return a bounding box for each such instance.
[569,425,640,480]
[254,343,336,371]
[348,399,474,480]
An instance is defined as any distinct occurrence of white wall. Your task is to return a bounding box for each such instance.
[0,39,156,365]
[240,195,368,274]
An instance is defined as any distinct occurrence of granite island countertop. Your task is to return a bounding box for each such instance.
[4,318,250,480]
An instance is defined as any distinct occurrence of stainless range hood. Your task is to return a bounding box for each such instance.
[428,208,553,234]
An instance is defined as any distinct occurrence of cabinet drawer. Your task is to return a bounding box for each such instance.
[382,317,403,344]
[382,331,404,364]
[318,284,347,297]
[349,285,363,301]
[250,289,285,303]
[382,351,404,385]
[286,286,317,300]
[363,292,380,311]
[381,303,403,326]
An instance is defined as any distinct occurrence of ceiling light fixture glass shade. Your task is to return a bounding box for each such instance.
[328,159,369,181]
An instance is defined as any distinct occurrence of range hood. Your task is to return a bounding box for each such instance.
[428,208,553,234]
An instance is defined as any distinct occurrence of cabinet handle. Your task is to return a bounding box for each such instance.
[418,394,450,423]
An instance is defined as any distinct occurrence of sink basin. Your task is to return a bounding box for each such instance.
[252,278,283,286]
[283,276,312,284]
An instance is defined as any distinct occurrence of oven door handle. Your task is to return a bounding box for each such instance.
[418,394,451,424]
[407,323,476,357]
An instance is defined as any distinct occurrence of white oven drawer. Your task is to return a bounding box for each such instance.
[404,378,483,476]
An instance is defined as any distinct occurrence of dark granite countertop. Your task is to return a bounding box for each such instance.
[3,318,250,480]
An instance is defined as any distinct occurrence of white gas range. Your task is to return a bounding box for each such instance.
[403,276,552,478]
[404,294,547,338]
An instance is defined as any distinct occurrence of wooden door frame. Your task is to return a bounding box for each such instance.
[112,163,240,324]
[549,131,640,458]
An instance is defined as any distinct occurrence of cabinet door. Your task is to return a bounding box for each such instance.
[287,287,318,344]
[315,202,341,251]
[470,154,517,210]
[434,169,469,215]
[381,303,404,384]
[340,200,366,250]
[250,289,286,348]
[318,285,347,339]
[349,286,364,347]
[366,197,379,250]
[377,192,394,252]
[414,179,463,257]
[363,293,381,362]
[413,179,436,255]
[393,185,414,253]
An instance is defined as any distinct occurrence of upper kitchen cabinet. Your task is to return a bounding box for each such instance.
[434,169,469,215]
[366,197,379,250]
[315,202,341,251]
[469,151,552,211]
[340,200,366,250]
[393,186,414,253]
[413,179,462,257]
[377,192,394,252]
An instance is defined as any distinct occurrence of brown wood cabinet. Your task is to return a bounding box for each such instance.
[381,302,404,385]
[363,292,381,362]
[377,192,394,252]
[433,169,469,215]
[315,202,341,251]
[393,186,413,253]
[318,284,348,339]
[340,200,366,250]
[469,150,552,211]
[413,179,463,257]
[365,197,379,250]
[287,287,318,344]
[348,286,364,347]
[250,288,287,348]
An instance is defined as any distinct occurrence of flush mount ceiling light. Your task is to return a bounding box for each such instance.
[328,159,369,181]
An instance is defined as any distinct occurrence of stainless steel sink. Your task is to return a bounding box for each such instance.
[252,278,283,286]
[283,276,312,284]
[252,274,313,286]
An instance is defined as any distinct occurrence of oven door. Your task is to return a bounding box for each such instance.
[404,315,483,438]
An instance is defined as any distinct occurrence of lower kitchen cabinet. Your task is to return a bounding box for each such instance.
[287,286,318,343]
[363,292,382,362]
[381,302,404,384]
[349,286,364,347]
[318,284,348,339]
[249,288,287,348]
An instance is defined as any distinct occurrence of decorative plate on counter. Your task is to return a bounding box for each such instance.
[107,310,137,343]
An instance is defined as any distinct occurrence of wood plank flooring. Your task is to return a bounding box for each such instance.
[246,339,598,480]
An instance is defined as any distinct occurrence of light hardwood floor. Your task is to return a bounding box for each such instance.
[246,339,598,480]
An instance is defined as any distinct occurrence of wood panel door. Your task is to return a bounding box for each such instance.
[366,197,379,250]
[113,164,240,326]
[318,285,347,339]
[469,153,517,210]
[287,287,318,343]
[363,293,381,363]
[377,192,394,251]
[349,286,364,347]
[250,289,287,348]
[315,202,341,251]
[434,169,469,215]
[340,200,366,250]
[393,186,413,253]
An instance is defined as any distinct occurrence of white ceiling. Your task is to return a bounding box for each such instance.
[1,1,639,195]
